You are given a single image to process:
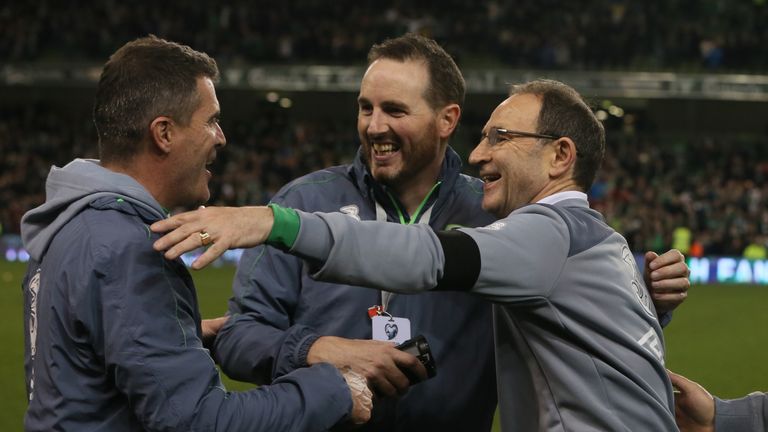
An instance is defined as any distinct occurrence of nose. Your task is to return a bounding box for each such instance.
[216,122,226,148]
[468,136,491,166]
[366,109,388,136]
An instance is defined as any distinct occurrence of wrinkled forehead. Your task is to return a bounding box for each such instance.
[484,93,542,131]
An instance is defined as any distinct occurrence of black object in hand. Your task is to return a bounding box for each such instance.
[396,335,437,382]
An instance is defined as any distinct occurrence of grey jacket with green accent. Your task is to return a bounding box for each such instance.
[289,193,677,431]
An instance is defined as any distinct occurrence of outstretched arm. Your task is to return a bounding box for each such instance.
[154,206,428,395]
[151,205,446,291]
[152,206,274,269]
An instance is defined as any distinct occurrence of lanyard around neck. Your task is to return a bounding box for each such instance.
[382,181,442,225]
[375,181,441,311]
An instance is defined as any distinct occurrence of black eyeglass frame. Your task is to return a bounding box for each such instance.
[484,128,561,147]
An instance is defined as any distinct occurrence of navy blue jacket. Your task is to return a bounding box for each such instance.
[21,159,352,431]
[214,148,498,431]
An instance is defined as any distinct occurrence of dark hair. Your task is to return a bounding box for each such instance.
[367,33,465,110]
[93,35,219,164]
[511,79,605,191]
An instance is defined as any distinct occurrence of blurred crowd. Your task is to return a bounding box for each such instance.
[3,0,767,255]
[2,103,767,257]
[593,130,768,258]
[3,0,768,71]
[0,103,358,235]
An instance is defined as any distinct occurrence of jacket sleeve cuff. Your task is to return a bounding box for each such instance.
[267,203,300,249]
[272,326,322,379]
[272,363,353,429]
[298,333,322,367]
[715,394,765,431]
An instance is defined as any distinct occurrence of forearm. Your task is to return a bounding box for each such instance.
[216,244,321,382]
[113,322,350,431]
[204,363,352,431]
[289,210,446,293]
[214,315,320,383]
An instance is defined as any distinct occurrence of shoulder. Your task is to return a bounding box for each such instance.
[437,174,494,227]
[272,165,359,209]
[479,204,569,234]
[40,202,160,299]
[65,200,158,268]
[521,203,616,256]
[452,174,485,197]
[446,174,486,213]
[473,204,573,243]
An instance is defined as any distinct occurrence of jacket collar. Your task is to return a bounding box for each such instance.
[348,146,465,219]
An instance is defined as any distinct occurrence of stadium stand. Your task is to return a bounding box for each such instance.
[2,0,768,257]
[2,0,768,71]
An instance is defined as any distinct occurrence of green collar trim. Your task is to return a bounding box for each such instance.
[385,181,442,225]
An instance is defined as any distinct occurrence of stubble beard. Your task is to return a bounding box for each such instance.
[362,124,442,191]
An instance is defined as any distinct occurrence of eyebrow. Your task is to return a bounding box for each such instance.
[380,100,408,111]
[357,97,408,111]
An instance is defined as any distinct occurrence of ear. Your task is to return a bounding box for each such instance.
[437,103,461,139]
[549,137,577,178]
[149,116,174,154]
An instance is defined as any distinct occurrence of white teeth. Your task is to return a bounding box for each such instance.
[482,175,500,183]
[373,143,397,153]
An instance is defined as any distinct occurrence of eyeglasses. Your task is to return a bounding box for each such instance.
[482,128,560,147]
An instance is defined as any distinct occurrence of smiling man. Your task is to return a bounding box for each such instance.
[210,38,686,432]
[152,79,689,431]
[211,34,499,431]
[20,35,371,431]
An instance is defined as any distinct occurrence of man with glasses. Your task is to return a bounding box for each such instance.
[212,34,687,431]
[152,79,685,431]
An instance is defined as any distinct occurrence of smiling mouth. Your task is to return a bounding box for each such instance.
[206,151,217,167]
[372,142,400,156]
[203,157,215,177]
[481,174,501,183]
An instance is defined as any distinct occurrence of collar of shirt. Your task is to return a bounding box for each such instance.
[536,190,588,205]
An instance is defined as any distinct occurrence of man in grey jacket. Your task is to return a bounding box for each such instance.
[669,371,767,431]
[21,35,371,431]
[209,34,688,431]
[153,79,685,431]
